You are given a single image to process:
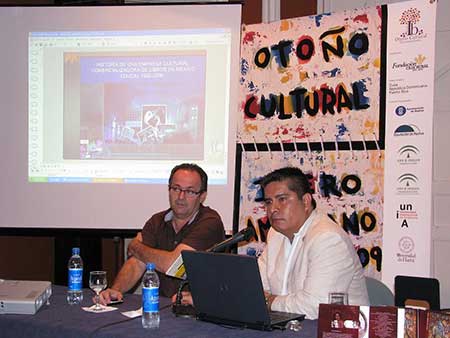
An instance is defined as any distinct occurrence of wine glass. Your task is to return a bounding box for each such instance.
[89,271,107,311]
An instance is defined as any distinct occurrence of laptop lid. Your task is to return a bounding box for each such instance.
[394,275,440,310]
[181,251,304,331]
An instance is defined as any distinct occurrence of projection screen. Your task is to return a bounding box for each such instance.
[0,4,241,231]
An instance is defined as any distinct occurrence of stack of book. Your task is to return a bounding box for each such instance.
[317,303,449,337]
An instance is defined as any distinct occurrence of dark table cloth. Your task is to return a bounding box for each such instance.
[0,285,317,338]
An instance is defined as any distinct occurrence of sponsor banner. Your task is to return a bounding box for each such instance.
[383,0,436,288]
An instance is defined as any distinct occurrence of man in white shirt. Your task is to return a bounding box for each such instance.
[259,167,368,319]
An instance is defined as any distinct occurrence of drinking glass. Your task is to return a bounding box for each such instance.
[89,271,107,311]
[328,292,348,305]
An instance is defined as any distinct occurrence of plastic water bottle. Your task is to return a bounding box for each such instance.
[67,247,83,305]
[142,263,160,329]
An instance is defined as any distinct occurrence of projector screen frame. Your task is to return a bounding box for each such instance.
[0,3,242,232]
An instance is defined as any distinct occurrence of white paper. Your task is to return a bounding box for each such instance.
[121,307,142,318]
[82,304,118,313]
[165,254,186,279]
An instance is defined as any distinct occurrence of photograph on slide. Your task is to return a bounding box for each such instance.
[63,52,207,160]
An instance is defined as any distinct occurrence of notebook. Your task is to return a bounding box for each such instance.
[181,251,305,331]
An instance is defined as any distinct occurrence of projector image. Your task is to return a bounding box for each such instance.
[0,280,52,315]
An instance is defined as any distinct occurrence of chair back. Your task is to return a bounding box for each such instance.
[394,275,440,310]
[365,276,394,306]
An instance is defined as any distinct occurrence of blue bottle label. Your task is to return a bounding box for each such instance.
[68,268,83,291]
[142,286,159,313]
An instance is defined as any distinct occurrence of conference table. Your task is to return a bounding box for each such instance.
[0,285,318,337]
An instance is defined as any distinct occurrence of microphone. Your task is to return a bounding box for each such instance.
[208,226,256,253]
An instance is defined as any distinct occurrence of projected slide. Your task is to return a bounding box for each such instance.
[65,53,206,160]
[29,29,232,184]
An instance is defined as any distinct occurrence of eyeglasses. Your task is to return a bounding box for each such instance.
[169,186,202,197]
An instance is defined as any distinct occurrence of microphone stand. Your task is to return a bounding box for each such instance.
[172,280,196,317]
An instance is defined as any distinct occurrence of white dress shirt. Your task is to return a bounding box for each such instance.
[258,211,369,319]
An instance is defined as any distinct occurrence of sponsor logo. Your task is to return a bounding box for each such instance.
[397,145,421,165]
[408,106,424,113]
[399,236,415,253]
[396,203,418,229]
[395,7,428,43]
[395,105,407,116]
[396,173,419,195]
[394,124,424,137]
[392,55,429,72]
[393,105,425,117]
[400,219,409,228]
[397,236,416,263]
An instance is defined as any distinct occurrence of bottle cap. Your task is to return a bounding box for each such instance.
[72,247,80,255]
[146,263,155,271]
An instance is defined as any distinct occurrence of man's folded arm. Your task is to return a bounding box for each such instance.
[128,239,194,273]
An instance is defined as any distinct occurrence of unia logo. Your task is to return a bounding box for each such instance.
[397,7,427,41]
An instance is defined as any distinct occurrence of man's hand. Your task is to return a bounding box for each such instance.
[264,291,276,309]
[127,232,143,257]
[171,291,194,306]
[98,288,123,306]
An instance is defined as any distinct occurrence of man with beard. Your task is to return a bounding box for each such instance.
[99,163,225,303]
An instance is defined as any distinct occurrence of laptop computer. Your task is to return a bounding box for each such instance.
[181,251,305,331]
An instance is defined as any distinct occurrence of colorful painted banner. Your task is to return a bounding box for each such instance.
[237,6,386,279]
[239,6,382,143]
[238,150,383,279]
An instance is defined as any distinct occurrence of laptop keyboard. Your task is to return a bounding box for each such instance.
[269,311,293,323]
